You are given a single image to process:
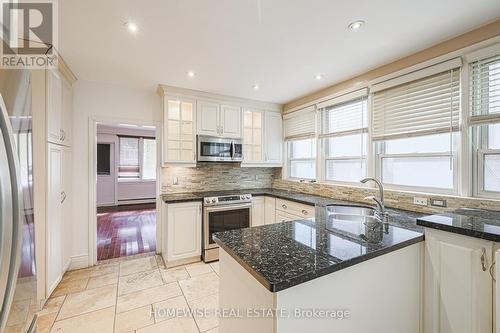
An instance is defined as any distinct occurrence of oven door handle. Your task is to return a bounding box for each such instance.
[204,202,253,212]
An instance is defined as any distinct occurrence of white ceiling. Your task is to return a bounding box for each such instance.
[59,0,500,104]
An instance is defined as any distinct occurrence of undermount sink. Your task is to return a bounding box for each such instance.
[326,204,379,218]
[325,204,384,243]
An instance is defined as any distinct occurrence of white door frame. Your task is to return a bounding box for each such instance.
[88,115,162,266]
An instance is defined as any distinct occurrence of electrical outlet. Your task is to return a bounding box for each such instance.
[172,176,178,185]
[430,198,447,208]
[413,197,428,206]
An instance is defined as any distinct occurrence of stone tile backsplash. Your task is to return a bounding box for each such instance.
[161,163,277,193]
[161,166,499,213]
[271,169,500,214]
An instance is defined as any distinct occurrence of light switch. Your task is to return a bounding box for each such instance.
[172,176,178,185]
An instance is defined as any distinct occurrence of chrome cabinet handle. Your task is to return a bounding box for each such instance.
[490,261,496,282]
[61,191,67,204]
[281,204,287,209]
[59,129,64,141]
[302,209,308,215]
[481,248,487,272]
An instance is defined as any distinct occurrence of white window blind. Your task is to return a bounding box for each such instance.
[372,66,461,141]
[469,53,500,125]
[283,106,316,140]
[319,95,368,138]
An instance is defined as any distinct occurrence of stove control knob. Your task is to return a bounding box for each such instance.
[246,195,251,200]
[205,198,210,204]
[212,198,217,203]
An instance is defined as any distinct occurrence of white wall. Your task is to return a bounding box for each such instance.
[71,80,161,266]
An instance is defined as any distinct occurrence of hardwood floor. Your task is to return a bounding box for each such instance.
[97,205,156,261]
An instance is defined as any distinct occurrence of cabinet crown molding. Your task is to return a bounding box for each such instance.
[157,84,282,113]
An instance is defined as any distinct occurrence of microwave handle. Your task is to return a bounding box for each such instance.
[231,141,235,159]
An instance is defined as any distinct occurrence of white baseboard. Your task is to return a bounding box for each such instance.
[68,254,90,270]
[117,198,156,205]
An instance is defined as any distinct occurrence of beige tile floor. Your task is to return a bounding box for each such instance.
[37,254,220,333]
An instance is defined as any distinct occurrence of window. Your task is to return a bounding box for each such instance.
[119,137,140,178]
[284,106,317,180]
[470,53,500,197]
[378,133,458,190]
[372,60,461,193]
[319,94,368,183]
[118,136,157,180]
[288,138,316,180]
[142,138,157,180]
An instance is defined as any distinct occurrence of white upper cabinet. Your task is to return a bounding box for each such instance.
[264,112,283,165]
[243,109,263,163]
[197,101,241,138]
[163,96,196,165]
[197,100,220,137]
[47,69,62,144]
[61,77,73,146]
[220,104,241,138]
[47,68,73,146]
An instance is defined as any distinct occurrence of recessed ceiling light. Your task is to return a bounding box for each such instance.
[348,20,365,31]
[187,71,196,78]
[125,22,138,34]
[314,74,324,80]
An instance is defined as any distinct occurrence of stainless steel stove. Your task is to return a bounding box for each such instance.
[203,194,252,262]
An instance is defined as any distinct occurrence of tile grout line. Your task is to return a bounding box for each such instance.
[113,261,122,333]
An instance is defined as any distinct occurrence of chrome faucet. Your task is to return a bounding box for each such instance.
[360,178,389,228]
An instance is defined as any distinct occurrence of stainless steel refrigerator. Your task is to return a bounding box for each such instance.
[0,69,37,333]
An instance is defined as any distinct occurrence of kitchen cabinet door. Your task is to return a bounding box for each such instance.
[163,97,196,165]
[60,77,73,146]
[47,144,63,295]
[165,201,202,263]
[424,228,493,333]
[61,148,72,270]
[264,112,283,165]
[197,100,220,137]
[220,104,241,138]
[242,109,263,163]
[251,197,265,227]
[264,197,276,225]
[46,69,62,144]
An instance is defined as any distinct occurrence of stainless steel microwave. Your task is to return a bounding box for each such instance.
[197,135,243,162]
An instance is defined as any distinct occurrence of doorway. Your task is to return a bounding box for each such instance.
[95,123,157,261]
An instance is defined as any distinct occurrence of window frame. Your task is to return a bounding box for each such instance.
[320,132,368,185]
[474,125,500,199]
[376,148,459,195]
[118,135,157,181]
[285,138,317,181]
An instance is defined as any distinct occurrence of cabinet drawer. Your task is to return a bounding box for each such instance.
[275,211,303,224]
[275,198,314,218]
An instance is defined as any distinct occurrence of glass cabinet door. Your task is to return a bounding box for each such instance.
[243,110,263,162]
[165,98,195,163]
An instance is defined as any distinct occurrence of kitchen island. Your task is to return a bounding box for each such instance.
[214,204,424,333]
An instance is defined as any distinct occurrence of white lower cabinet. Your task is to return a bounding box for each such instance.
[251,197,265,227]
[163,201,202,263]
[424,228,493,333]
[264,197,276,225]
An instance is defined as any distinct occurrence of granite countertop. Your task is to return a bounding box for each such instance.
[214,205,424,292]
[163,188,426,292]
[162,188,425,232]
[417,208,500,242]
